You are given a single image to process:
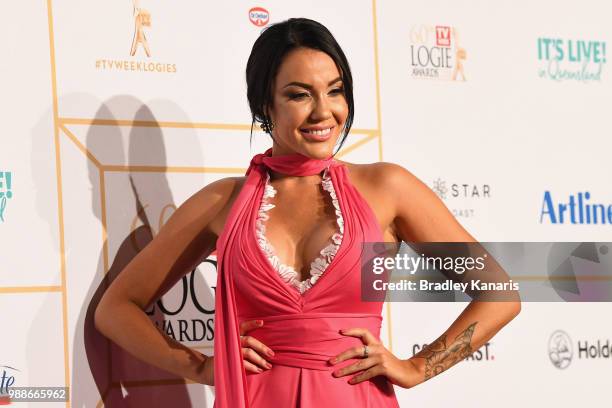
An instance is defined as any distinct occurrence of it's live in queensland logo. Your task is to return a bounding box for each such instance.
[0,171,13,223]
[540,191,612,225]
[95,0,177,73]
[409,25,467,81]
[537,38,607,82]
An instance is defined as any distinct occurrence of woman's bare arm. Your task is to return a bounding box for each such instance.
[377,162,521,386]
[94,176,241,386]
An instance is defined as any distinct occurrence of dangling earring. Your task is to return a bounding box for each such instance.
[261,118,274,134]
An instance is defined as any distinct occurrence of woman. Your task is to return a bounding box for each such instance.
[95,18,520,407]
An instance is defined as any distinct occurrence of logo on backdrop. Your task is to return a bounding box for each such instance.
[413,342,494,361]
[432,178,490,218]
[540,191,612,224]
[548,330,612,369]
[537,38,607,82]
[249,7,270,27]
[94,0,177,73]
[130,0,152,58]
[0,171,13,223]
[548,330,572,369]
[409,25,467,81]
[131,203,216,344]
[0,366,18,395]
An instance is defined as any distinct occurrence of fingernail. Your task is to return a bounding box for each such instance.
[257,320,263,325]
[267,350,275,357]
[257,367,263,373]
[329,357,337,364]
[265,362,272,369]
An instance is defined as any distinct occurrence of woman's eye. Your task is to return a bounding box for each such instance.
[288,88,343,100]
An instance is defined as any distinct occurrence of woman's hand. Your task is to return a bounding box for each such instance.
[240,319,275,374]
[328,327,422,389]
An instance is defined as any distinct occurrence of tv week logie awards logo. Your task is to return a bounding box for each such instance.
[409,25,467,81]
[94,0,177,73]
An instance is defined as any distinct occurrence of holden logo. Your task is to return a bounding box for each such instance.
[249,7,270,27]
[548,330,573,369]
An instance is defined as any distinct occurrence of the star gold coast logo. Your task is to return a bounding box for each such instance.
[409,25,467,81]
[432,178,491,218]
[95,0,177,73]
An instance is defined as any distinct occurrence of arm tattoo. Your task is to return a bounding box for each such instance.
[414,321,477,380]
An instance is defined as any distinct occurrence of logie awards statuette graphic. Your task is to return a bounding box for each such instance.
[130,0,152,57]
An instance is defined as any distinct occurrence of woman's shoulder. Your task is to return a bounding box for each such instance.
[335,159,424,192]
[193,176,248,237]
[168,176,247,240]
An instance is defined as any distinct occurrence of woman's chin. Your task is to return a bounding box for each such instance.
[298,143,335,159]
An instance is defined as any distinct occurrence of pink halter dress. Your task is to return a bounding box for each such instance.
[213,148,399,407]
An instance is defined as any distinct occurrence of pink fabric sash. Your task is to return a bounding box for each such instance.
[212,148,385,407]
[239,312,382,371]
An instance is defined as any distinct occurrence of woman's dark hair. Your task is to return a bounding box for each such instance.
[246,18,354,155]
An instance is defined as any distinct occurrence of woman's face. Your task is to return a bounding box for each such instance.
[267,47,349,159]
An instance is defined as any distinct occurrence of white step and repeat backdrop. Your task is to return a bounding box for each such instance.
[1,0,611,406]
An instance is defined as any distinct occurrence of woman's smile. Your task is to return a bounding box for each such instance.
[299,125,335,142]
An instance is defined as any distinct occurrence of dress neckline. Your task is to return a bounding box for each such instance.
[254,166,345,295]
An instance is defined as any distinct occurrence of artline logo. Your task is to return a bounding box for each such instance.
[409,25,467,81]
[413,342,494,361]
[0,171,13,223]
[540,191,612,224]
[537,38,607,82]
[548,330,612,369]
[432,178,490,218]
[249,7,270,27]
[94,0,177,73]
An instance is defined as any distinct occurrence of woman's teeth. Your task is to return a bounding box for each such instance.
[302,128,331,135]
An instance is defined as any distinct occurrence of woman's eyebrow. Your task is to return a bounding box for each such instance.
[282,77,342,89]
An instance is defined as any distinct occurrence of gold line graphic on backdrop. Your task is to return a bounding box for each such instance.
[46,0,70,406]
[369,0,392,354]
[59,117,381,136]
[0,286,63,294]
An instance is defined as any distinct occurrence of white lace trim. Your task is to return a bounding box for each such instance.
[255,167,344,294]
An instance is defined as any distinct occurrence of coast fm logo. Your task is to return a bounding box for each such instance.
[537,37,607,82]
[432,178,491,218]
[409,25,467,81]
[548,330,612,369]
[0,171,13,223]
[94,0,177,73]
[249,7,270,27]
[130,203,216,344]
[412,342,494,361]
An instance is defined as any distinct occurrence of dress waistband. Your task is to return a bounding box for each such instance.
[238,313,383,371]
